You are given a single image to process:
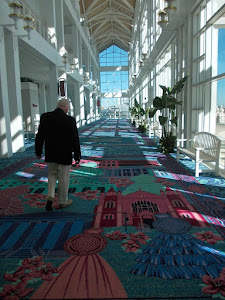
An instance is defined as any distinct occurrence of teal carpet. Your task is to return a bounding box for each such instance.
[0,118,225,299]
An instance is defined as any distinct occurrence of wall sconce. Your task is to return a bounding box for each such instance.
[62,54,69,66]
[69,62,75,71]
[69,58,76,71]
[141,52,147,61]
[158,10,168,27]
[164,0,177,14]
[23,14,34,40]
[8,1,23,30]
[73,57,79,70]
[83,72,90,85]
[139,60,144,68]
[7,1,34,39]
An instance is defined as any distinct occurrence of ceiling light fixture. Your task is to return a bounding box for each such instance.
[7,1,34,39]
[62,54,69,66]
[141,52,148,61]
[157,10,168,27]
[8,1,23,30]
[23,14,34,40]
[164,0,177,14]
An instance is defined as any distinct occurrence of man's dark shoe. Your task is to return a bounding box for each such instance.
[45,196,54,211]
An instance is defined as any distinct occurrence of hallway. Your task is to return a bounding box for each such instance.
[0,119,225,299]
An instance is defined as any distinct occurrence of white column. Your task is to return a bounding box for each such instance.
[0,26,13,158]
[80,85,86,126]
[72,25,79,59]
[55,0,65,52]
[73,81,81,127]
[208,26,218,134]
[185,11,193,147]
[48,63,59,111]
[85,88,90,123]
[5,29,25,153]
[83,47,89,75]
[39,83,47,115]
[176,27,183,140]
[79,34,82,71]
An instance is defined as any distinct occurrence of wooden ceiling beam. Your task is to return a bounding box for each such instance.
[85,0,101,15]
[79,0,135,52]
[113,16,131,33]
[120,0,135,12]
[91,20,109,35]
[112,0,134,14]
[87,10,133,23]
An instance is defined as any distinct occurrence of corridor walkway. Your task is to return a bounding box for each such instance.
[0,118,225,299]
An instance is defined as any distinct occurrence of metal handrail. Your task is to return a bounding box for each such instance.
[19,0,54,48]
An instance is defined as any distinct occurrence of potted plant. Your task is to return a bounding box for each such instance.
[133,99,149,133]
[129,106,137,126]
[149,75,189,153]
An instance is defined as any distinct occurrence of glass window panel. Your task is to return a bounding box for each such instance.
[212,0,225,15]
[217,28,225,76]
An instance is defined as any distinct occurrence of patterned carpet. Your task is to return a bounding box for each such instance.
[0,118,225,300]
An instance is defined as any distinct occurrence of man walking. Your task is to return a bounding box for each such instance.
[35,98,81,211]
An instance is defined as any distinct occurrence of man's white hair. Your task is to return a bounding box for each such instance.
[57,98,70,109]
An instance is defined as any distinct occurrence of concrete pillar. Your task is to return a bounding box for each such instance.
[90,92,94,121]
[48,63,59,111]
[55,0,65,52]
[67,83,74,117]
[208,26,218,134]
[39,83,47,115]
[79,35,82,72]
[71,25,79,60]
[83,47,89,76]
[5,29,25,153]
[85,88,90,123]
[184,10,193,147]
[176,28,183,140]
[80,85,86,126]
[0,26,13,158]
[21,82,39,136]
[74,81,81,128]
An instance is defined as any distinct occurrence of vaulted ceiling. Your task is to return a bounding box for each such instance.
[79,0,136,53]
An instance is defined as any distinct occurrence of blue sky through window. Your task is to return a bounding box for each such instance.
[217,28,225,107]
[99,45,128,108]
[99,30,225,109]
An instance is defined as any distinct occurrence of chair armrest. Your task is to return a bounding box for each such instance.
[194,147,204,151]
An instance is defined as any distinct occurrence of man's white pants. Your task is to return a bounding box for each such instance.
[47,163,71,205]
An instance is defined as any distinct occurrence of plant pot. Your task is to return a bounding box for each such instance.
[138,124,146,133]
[159,135,177,153]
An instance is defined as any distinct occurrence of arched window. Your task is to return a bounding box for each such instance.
[99,45,128,109]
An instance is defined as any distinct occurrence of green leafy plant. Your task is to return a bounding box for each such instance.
[149,75,189,153]
[130,99,149,133]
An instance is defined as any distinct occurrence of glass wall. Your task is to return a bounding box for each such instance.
[99,45,129,112]
[192,0,225,135]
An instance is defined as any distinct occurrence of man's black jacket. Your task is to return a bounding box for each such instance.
[35,108,81,165]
